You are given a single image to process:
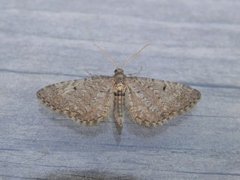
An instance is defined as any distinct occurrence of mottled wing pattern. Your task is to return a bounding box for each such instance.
[37,76,114,125]
[125,77,201,127]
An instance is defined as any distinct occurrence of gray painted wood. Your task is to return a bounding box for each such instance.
[0,0,240,179]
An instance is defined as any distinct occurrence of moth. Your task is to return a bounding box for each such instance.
[37,44,201,131]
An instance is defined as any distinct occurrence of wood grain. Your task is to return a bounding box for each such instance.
[0,0,240,179]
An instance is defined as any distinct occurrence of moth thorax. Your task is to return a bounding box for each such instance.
[114,69,126,93]
[115,83,125,92]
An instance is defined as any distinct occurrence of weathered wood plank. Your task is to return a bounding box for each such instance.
[0,0,240,179]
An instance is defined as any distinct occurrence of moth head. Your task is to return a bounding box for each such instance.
[114,68,126,85]
[114,68,124,75]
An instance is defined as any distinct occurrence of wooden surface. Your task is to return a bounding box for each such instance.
[1,0,240,179]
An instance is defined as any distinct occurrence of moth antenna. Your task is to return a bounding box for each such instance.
[122,43,150,68]
[94,43,119,68]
